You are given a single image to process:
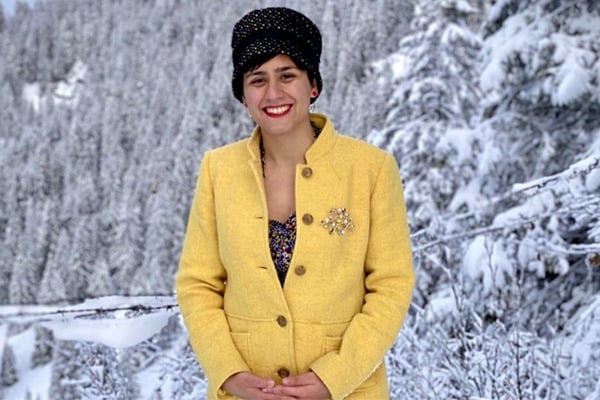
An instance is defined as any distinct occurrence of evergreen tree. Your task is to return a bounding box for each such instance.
[0,344,18,387]
[108,186,145,294]
[74,343,140,399]
[48,342,82,400]
[132,184,183,295]
[37,228,70,304]
[31,326,54,368]
[369,0,483,231]
[8,200,50,304]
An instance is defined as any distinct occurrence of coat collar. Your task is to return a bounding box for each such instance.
[246,113,338,163]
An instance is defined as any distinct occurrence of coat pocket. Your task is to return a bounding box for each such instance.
[321,336,381,392]
[322,336,343,355]
[231,332,253,369]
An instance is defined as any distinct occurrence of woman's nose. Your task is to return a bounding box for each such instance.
[265,80,284,99]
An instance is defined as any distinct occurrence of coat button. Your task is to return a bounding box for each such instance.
[277,315,287,327]
[294,265,306,276]
[278,368,290,378]
[301,167,313,178]
[302,213,313,225]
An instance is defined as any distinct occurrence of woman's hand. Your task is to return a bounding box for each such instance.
[262,372,331,400]
[222,372,296,400]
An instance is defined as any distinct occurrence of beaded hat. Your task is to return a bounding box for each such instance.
[231,7,322,103]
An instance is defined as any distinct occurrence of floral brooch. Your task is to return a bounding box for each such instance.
[321,207,355,236]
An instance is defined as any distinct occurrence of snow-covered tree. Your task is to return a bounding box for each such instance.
[30,326,54,368]
[0,344,18,387]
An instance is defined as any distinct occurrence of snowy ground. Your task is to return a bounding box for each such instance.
[0,296,179,399]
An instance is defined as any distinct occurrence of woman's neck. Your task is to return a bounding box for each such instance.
[261,121,316,166]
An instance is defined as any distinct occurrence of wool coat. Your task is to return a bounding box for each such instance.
[176,113,414,400]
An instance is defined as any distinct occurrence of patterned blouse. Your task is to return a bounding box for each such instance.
[268,213,297,286]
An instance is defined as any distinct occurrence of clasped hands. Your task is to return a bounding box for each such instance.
[222,371,331,400]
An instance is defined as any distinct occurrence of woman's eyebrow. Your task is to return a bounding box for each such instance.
[275,65,298,73]
[247,65,298,77]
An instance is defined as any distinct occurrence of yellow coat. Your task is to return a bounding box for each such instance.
[176,114,414,399]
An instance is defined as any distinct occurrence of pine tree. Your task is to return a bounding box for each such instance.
[0,344,18,387]
[131,184,183,295]
[37,228,70,304]
[75,343,140,399]
[369,0,484,231]
[31,326,54,368]
[8,200,51,304]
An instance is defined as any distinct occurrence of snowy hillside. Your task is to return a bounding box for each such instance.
[1,0,599,399]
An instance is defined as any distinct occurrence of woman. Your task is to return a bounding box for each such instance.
[176,7,414,400]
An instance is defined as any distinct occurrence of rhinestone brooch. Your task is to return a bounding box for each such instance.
[321,207,355,236]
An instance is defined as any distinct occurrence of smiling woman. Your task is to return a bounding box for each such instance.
[176,7,415,400]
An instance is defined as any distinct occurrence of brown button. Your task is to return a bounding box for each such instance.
[301,167,313,178]
[276,315,287,327]
[294,265,306,276]
[278,368,290,378]
[302,213,314,225]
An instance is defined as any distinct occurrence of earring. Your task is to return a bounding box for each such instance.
[311,89,318,98]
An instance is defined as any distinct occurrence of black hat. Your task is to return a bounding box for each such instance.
[231,7,322,103]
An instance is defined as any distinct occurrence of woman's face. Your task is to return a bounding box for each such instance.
[242,54,317,137]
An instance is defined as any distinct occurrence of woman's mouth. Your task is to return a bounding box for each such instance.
[263,105,292,117]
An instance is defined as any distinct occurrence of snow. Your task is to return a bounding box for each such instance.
[371,53,409,84]
[42,311,174,349]
[449,178,483,213]
[463,235,512,294]
[425,287,458,322]
[18,60,87,113]
[1,326,52,400]
[487,0,515,22]
[390,53,409,81]
[559,294,600,366]
[553,57,589,105]
[1,296,178,348]
[441,0,477,14]
[22,82,42,112]
[0,296,178,399]
[550,33,593,106]
[480,13,533,92]
[437,127,476,162]
[512,154,600,193]
[493,191,555,226]
[53,60,87,106]
[2,365,52,400]
[0,324,5,369]
[586,166,600,192]
[7,328,35,375]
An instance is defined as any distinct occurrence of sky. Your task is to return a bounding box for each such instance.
[0,0,39,16]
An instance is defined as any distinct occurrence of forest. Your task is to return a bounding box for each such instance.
[0,0,599,398]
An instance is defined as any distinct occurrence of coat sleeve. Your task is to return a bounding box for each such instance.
[309,153,415,400]
[176,150,249,399]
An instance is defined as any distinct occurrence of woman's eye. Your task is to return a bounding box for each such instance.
[281,74,295,81]
[250,78,265,85]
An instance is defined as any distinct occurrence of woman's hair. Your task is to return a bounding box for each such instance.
[231,7,322,103]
